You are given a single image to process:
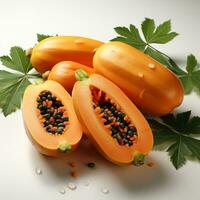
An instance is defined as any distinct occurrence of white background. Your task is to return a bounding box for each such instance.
[0,0,200,200]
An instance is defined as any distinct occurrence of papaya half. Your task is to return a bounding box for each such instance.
[72,69,153,165]
[93,41,184,116]
[31,36,103,73]
[22,80,82,157]
[48,61,94,94]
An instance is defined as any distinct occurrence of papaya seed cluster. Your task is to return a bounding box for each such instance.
[37,90,69,134]
[91,86,137,146]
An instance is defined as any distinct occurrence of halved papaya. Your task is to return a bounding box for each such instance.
[31,36,103,73]
[48,61,94,94]
[22,80,82,157]
[72,70,153,165]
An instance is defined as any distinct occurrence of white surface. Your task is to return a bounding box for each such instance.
[0,0,200,200]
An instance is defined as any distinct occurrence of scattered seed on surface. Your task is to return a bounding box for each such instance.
[101,187,110,194]
[147,161,155,167]
[59,188,66,194]
[67,182,77,190]
[86,162,96,168]
[70,171,78,178]
[35,167,42,175]
[68,162,76,168]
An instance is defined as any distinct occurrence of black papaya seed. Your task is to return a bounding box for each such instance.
[56,129,63,134]
[41,96,46,101]
[43,113,51,119]
[44,121,50,126]
[118,112,125,119]
[63,117,69,121]
[128,140,133,146]
[46,127,52,133]
[86,162,96,168]
[51,95,56,101]
[57,123,64,127]
[56,119,63,123]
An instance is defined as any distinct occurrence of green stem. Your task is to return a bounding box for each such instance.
[75,69,90,81]
[132,151,145,166]
[58,141,71,152]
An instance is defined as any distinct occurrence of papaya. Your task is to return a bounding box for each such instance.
[31,36,103,73]
[72,69,153,165]
[48,61,94,94]
[93,41,184,116]
[22,80,82,157]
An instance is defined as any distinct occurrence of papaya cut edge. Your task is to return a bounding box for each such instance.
[72,73,153,165]
[22,80,82,157]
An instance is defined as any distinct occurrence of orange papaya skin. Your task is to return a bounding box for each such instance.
[31,36,103,73]
[22,80,82,157]
[72,73,153,165]
[48,61,94,94]
[93,42,184,116]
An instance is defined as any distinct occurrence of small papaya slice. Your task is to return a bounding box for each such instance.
[31,36,103,73]
[48,61,94,94]
[72,69,153,165]
[22,80,82,157]
[93,41,184,116]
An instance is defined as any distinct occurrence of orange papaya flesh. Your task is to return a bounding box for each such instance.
[48,61,94,94]
[22,80,82,157]
[31,36,103,73]
[93,41,184,116]
[72,70,153,165]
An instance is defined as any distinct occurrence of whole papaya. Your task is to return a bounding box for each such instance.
[93,41,184,116]
[48,61,94,94]
[31,36,103,73]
